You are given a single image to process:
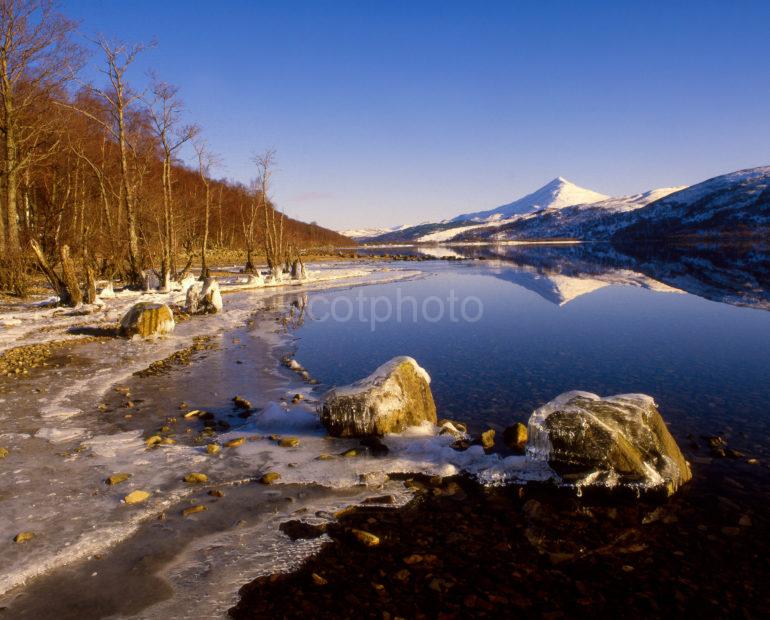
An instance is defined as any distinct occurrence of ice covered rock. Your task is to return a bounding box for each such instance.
[97,281,115,300]
[319,356,437,437]
[179,273,197,295]
[527,391,691,496]
[118,302,175,338]
[185,277,223,314]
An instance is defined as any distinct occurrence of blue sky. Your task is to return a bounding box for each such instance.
[62,0,770,231]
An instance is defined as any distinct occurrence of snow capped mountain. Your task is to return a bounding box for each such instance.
[459,185,687,242]
[453,177,609,222]
[340,227,393,240]
[356,165,770,244]
[340,224,418,241]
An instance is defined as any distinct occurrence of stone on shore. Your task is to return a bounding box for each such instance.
[119,302,175,338]
[260,472,281,485]
[319,357,436,437]
[124,490,151,505]
[527,391,692,495]
[503,422,528,451]
[14,531,35,544]
[351,529,380,547]
[106,473,132,486]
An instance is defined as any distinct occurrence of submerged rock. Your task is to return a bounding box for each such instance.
[119,302,175,338]
[319,357,437,437]
[527,391,691,496]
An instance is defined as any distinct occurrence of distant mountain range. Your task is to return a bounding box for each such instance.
[342,166,770,244]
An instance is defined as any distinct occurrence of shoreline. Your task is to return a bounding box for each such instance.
[231,469,769,619]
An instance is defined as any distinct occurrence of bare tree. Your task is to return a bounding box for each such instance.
[148,78,198,289]
[58,37,153,287]
[0,0,81,253]
[194,139,217,279]
[255,149,286,278]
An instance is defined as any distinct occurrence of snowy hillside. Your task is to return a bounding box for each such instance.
[340,224,424,242]
[610,166,770,241]
[458,186,686,242]
[359,166,770,244]
[453,177,609,222]
[339,227,394,240]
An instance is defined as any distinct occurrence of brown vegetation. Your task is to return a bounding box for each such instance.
[0,0,351,303]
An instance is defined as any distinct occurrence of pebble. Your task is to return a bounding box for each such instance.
[206,443,221,455]
[225,437,246,448]
[182,505,207,517]
[124,490,151,505]
[311,573,328,586]
[261,472,281,485]
[351,529,380,547]
[106,473,132,486]
[232,396,252,410]
[184,472,209,484]
[14,531,35,544]
[0,447,9,459]
[480,429,496,450]
[279,437,300,448]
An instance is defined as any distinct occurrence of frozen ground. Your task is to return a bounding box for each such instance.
[0,261,548,618]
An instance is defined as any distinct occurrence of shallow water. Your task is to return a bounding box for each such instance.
[298,245,770,454]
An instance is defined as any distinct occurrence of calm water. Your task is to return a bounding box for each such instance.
[296,245,770,458]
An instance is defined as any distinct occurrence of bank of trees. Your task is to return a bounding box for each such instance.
[0,0,350,298]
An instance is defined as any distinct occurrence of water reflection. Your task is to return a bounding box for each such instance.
[357,242,770,310]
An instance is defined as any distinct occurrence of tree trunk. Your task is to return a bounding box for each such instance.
[4,127,20,251]
[200,181,210,280]
[29,240,82,307]
[84,261,97,304]
[59,245,83,306]
[117,97,142,288]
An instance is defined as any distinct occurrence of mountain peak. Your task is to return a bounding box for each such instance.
[453,177,609,222]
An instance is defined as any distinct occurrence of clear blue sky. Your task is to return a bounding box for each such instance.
[62,0,770,231]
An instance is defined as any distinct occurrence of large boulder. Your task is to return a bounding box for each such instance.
[527,391,691,496]
[319,357,437,437]
[119,302,175,338]
[185,277,223,314]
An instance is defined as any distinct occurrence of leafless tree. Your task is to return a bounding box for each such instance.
[255,149,286,277]
[148,77,198,289]
[58,37,153,287]
[0,0,81,253]
[194,139,218,279]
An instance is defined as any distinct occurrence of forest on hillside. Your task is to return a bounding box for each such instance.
[0,0,351,299]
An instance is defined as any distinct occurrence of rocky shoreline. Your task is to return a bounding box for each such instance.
[231,469,768,619]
